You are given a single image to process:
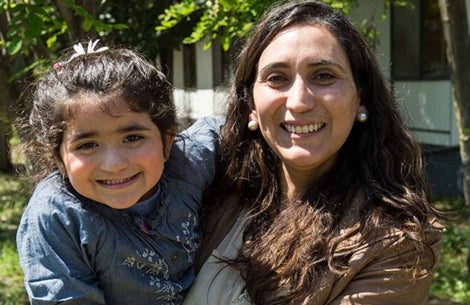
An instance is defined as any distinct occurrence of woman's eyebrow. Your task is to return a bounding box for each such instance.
[307,59,347,72]
[258,62,289,74]
[259,59,346,73]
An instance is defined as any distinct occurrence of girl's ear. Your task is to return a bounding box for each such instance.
[163,128,176,161]
[54,157,67,178]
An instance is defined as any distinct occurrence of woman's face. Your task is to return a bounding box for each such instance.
[252,25,366,190]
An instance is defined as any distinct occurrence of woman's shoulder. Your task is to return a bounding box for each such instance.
[336,188,445,259]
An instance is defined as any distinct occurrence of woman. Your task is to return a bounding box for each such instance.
[185,1,444,305]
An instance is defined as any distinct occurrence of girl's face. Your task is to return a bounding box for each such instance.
[58,99,174,209]
[252,25,366,194]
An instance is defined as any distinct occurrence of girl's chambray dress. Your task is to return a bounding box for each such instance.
[17,117,221,305]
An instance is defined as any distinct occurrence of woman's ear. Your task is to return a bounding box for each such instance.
[249,110,257,121]
[357,104,368,114]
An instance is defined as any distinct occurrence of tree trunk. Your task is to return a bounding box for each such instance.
[0,58,13,173]
[56,0,97,41]
[438,0,470,273]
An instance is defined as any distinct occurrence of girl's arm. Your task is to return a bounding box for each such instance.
[166,116,223,188]
[17,179,105,305]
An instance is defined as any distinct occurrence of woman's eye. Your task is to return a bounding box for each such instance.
[124,134,143,143]
[314,72,336,83]
[266,74,288,86]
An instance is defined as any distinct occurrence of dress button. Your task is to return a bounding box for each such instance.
[171,253,179,261]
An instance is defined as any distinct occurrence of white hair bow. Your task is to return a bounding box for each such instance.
[69,39,109,60]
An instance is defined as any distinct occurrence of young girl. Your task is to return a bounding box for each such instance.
[15,40,220,305]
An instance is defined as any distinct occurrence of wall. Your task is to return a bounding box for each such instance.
[172,41,228,121]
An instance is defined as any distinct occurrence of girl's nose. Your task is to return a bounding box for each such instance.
[285,76,315,113]
[100,147,129,172]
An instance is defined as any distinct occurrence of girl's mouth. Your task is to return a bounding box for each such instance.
[98,173,140,186]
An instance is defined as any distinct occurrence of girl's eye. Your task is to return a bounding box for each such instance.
[124,134,143,143]
[75,142,98,151]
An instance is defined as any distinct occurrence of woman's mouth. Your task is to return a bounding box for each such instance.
[281,123,325,134]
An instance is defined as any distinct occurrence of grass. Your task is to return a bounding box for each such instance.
[0,172,30,305]
[0,172,469,304]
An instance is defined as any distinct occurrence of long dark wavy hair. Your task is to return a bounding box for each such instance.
[201,1,443,304]
[15,44,177,184]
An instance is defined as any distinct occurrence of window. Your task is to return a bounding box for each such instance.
[212,43,229,87]
[391,0,449,80]
[183,44,197,88]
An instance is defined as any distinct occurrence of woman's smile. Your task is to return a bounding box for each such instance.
[281,122,325,135]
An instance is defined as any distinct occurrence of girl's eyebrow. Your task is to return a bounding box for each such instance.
[68,131,97,143]
[68,123,153,143]
[116,123,153,133]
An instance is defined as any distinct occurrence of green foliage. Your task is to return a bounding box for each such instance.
[2,2,65,56]
[102,0,179,62]
[430,198,470,303]
[63,0,128,33]
[157,0,272,51]
[0,0,129,79]
[157,1,200,30]
[157,0,362,50]
[155,0,419,52]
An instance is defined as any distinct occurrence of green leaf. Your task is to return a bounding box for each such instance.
[46,35,58,49]
[25,13,45,39]
[8,59,46,83]
[83,18,93,32]
[6,38,22,55]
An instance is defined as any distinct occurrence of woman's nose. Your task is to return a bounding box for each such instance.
[285,77,315,112]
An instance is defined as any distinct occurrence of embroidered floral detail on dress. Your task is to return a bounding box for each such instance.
[176,212,199,263]
[122,212,198,303]
[124,247,180,302]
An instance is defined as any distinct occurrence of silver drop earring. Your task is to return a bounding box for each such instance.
[356,112,368,123]
[248,120,259,131]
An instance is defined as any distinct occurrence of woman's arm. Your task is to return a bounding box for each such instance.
[326,228,443,305]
